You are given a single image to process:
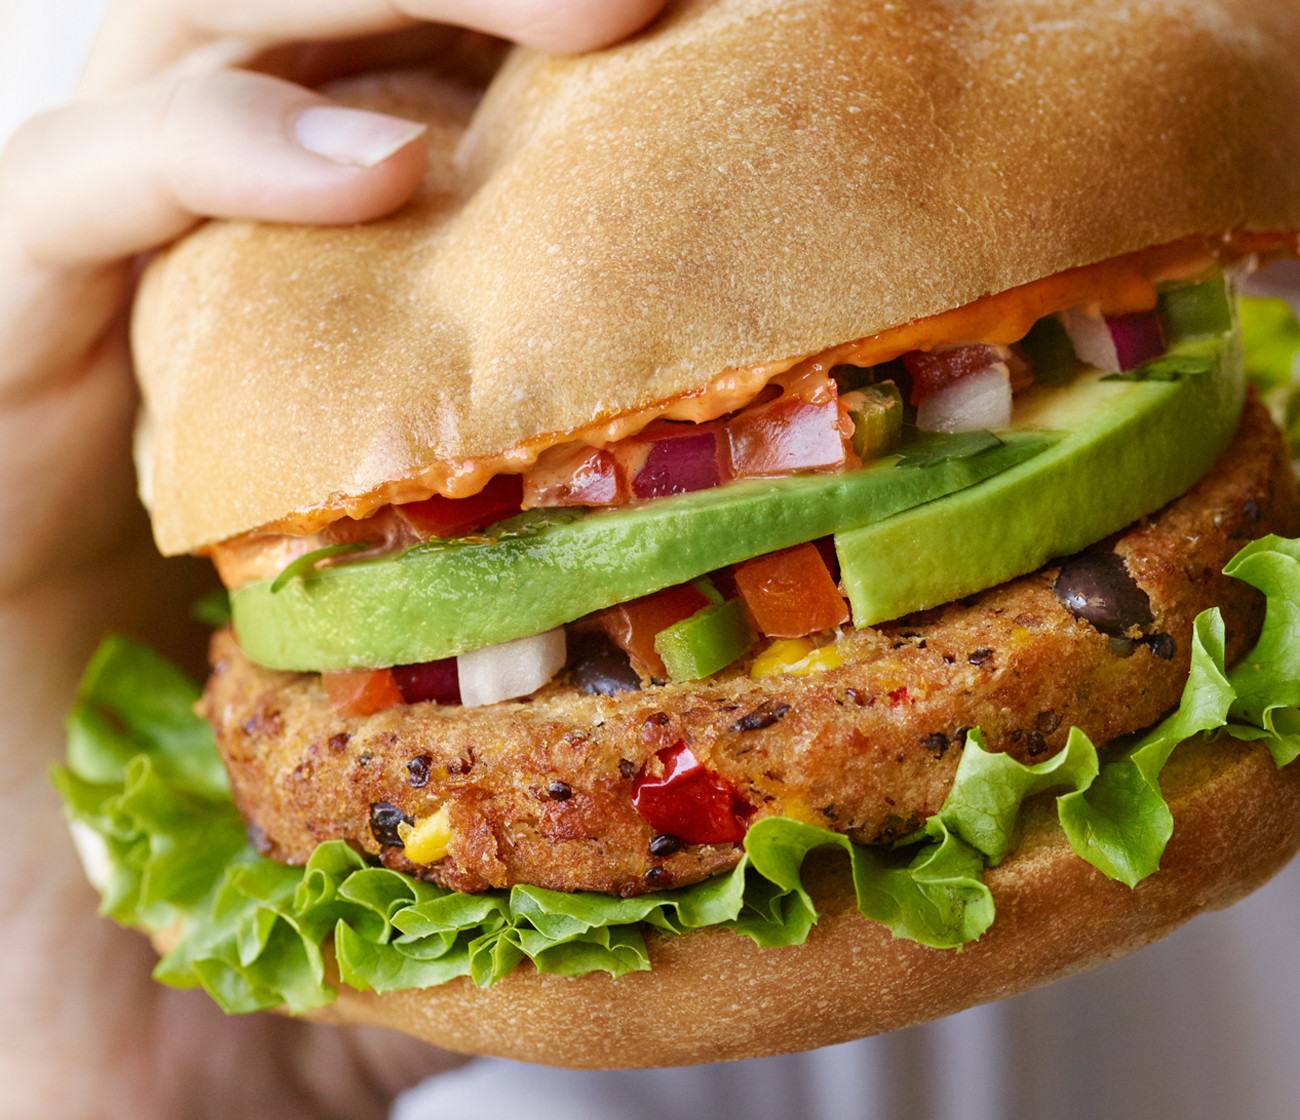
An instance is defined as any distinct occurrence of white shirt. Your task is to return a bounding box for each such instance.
[6,5,1300,1118]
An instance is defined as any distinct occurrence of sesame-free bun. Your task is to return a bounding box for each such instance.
[298,736,1300,1067]
[131,0,1300,554]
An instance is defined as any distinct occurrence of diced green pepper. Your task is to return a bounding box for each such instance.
[654,597,753,681]
[843,381,903,460]
[692,576,724,606]
[1159,273,1232,340]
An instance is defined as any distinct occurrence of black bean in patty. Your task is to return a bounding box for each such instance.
[1053,550,1154,637]
[369,801,413,847]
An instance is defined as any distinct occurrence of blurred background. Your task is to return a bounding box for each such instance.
[0,0,109,145]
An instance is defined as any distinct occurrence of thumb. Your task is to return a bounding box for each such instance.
[0,69,428,267]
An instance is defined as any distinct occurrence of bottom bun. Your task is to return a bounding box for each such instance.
[299,736,1300,1068]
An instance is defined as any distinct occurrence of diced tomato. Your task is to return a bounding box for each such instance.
[397,473,524,539]
[631,743,754,845]
[392,659,462,705]
[322,669,404,717]
[602,583,712,679]
[903,345,1005,405]
[726,393,847,477]
[733,543,849,638]
[523,445,626,508]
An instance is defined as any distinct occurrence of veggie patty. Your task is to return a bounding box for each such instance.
[205,400,1296,895]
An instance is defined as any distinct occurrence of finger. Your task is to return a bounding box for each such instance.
[0,246,128,407]
[0,323,142,594]
[1,69,428,267]
[81,0,667,95]
[411,0,667,53]
[250,25,508,92]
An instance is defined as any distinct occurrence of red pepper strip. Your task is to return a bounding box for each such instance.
[397,473,524,539]
[602,583,712,679]
[733,542,849,638]
[631,743,753,845]
[322,669,404,717]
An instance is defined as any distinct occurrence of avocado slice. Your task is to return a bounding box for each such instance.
[232,434,1050,670]
[836,328,1243,626]
[233,317,1241,672]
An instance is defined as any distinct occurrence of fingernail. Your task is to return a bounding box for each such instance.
[291,106,427,168]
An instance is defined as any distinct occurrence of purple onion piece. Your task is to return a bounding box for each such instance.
[632,430,723,499]
[1105,310,1167,371]
[392,658,461,705]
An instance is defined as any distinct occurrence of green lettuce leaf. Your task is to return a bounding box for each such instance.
[923,726,1098,866]
[53,629,996,1012]
[54,538,1300,1015]
[1056,608,1234,886]
[52,637,245,933]
[191,587,232,629]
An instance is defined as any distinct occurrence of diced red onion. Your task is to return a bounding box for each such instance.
[392,658,461,705]
[1058,307,1119,372]
[915,365,1012,433]
[629,426,726,499]
[1106,310,1167,370]
[1058,307,1166,373]
[903,345,1005,404]
[523,445,625,508]
[726,394,846,477]
[457,628,567,708]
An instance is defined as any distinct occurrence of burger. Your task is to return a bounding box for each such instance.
[57,0,1300,1068]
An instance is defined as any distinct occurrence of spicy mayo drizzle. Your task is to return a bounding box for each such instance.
[210,231,1291,588]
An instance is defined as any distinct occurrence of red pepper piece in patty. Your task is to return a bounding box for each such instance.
[632,742,753,845]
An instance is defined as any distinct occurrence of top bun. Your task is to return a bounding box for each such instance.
[132,0,1300,555]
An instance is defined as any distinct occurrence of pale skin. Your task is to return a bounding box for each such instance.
[0,1,665,1116]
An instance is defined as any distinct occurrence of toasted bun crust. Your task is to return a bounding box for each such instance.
[132,0,1300,554]
[298,737,1300,1067]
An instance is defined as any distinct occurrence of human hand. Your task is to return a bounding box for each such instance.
[0,2,664,1117]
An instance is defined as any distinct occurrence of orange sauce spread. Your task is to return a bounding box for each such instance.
[211,231,1292,587]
